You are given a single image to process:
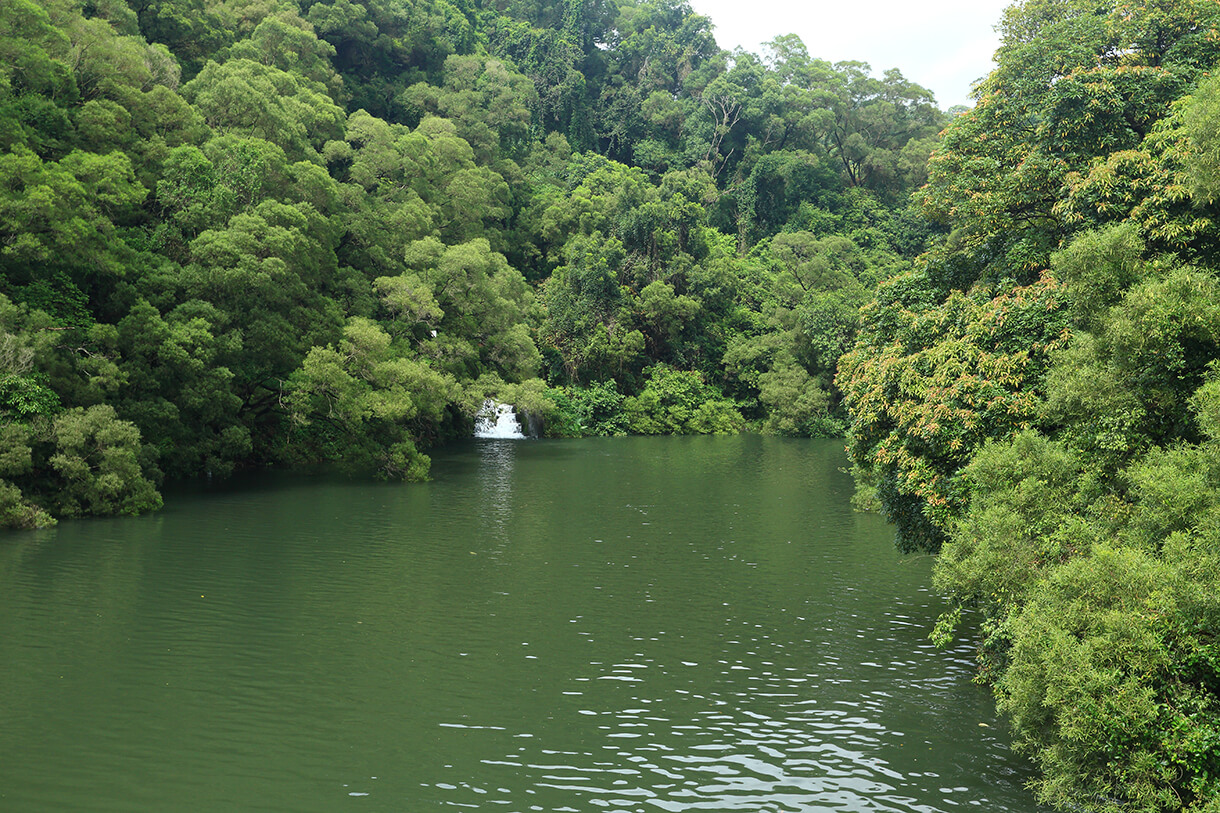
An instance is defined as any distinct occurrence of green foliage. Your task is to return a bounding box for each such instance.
[1052,223,1147,332]
[538,379,628,436]
[999,546,1192,812]
[0,420,52,528]
[227,11,345,102]
[930,424,1220,812]
[1046,263,1220,469]
[932,431,1093,629]
[0,0,943,529]
[0,146,145,287]
[621,364,743,434]
[0,0,76,155]
[112,298,247,477]
[0,320,60,423]
[48,405,162,518]
[285,316,460,480]
[401,54,536,161]
[1184,71,1220,204]
[416,238,541,381]
[0,477,55,529]
[0,372,58,422]
[832,6,1220,810]
[181,59,345,162]
[756,361,836,437]
[840,271,1071,552]
[920,0,1220,282]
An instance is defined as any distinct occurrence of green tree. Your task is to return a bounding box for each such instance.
[0,0,77,155]
[48,404,162,518]
[285,316,460,479]
[182,58,345,162]
[621,363,742,434]
[400,54,537,162]
[227,10,345,103]
[840,270,1070,552]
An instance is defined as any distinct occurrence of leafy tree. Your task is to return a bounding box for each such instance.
[303,0,478,120]
[413,237,541,381]
[113,299,248,477]
[839,270,1070,552]
[0,146,144,276]
[0,0,77,155]
[130,0,234,77]
[285,316,459,479]
[541,378,628,436]
[400,54,537,162]
[47,404,162,517]
[921,0,1220,283]
[933,426,1220,812]
[155,135,301,253]
[181,58,345,162]
[621,364,742,434]
[227,10,345,102]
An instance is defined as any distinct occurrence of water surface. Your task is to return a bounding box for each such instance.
[0,436,1043,812]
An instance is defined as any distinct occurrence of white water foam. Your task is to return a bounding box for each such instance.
[474,399,526,439]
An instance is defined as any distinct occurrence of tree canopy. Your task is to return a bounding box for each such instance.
[0,0,945,529]
[837,2,1220,809]
[7,0,1220,808]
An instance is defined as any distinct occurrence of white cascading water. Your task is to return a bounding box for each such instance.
[474,399,526,439]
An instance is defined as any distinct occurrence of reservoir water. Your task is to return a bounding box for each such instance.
[0,436,1045,812]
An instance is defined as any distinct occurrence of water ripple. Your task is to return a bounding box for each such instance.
[1,438,1044,813]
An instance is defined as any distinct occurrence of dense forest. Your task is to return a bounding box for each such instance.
[840,1,1220,810]
[4,0,1220,808]
[0,0,943,526]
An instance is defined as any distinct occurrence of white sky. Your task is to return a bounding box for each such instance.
[686,0,1014,109]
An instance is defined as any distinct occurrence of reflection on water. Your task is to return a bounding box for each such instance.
[0,437,1045,813]
[476,438,518,542]
[420,598,1028,812]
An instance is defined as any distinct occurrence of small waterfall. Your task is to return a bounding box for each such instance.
[474,399,526,439]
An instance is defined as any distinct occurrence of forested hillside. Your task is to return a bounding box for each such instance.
[0,0,942,527]
[10,0,1220,807]
[838,0,1220,809]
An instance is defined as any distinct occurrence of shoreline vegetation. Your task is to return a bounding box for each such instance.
[0,0,943,528]
[4,0,1220,809]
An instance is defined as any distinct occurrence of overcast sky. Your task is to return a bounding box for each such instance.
[685,0,1014,109]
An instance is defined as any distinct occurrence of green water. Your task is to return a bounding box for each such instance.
[0,436,1043,812]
